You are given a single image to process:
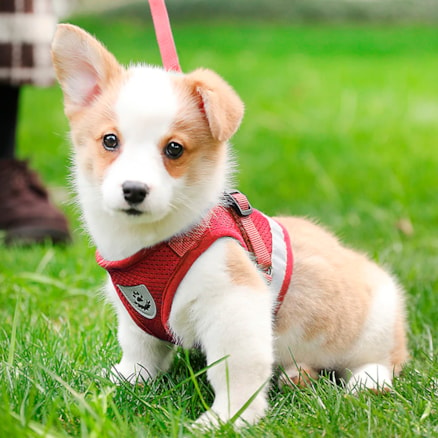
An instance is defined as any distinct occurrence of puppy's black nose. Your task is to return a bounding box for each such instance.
[122,181,149,204]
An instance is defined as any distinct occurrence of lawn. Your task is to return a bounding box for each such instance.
[1,13,437,437]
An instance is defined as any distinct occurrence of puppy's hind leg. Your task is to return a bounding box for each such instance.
[279,363,319,388]
[345,363,393,393]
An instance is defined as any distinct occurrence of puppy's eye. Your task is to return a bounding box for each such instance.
[164,141,184,159]
[102,134,119,151]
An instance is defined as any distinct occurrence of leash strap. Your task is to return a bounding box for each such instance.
[148,0,181,72]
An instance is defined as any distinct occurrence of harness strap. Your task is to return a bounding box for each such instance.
[226,191,272,280]
[148,0,181,72]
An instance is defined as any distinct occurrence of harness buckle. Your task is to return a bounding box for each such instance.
[224,190,253,217]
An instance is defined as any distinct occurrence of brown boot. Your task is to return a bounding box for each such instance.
[0,159,71,245]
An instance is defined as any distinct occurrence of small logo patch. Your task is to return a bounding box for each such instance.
[117,284,157,319]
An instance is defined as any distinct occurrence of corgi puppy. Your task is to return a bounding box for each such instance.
[51,24,408,427]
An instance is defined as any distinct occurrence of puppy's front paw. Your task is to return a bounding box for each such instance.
[110,361,152,385]
[194,407,262,430]
[194,397,267,429]
[194,410,221,430]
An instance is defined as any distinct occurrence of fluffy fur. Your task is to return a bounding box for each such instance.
[52,24,408,427]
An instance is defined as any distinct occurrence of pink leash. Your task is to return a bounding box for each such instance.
[148,2,280,292]
[147,2,271,273]
[148,0,181,72]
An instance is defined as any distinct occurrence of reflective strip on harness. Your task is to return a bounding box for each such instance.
[267,216,289,303]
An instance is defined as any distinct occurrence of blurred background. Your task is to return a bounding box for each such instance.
[72,0,438,22]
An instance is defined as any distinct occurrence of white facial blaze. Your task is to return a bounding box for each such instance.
[101,66,180,219]
[116,66,179,142]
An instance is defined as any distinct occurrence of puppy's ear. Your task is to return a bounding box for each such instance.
[51,24,122,117]
[186,68,244,142]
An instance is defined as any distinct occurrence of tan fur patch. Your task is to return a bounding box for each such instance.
[225,240,266,290]
[289,368,319,388]
[159,75,227,183]
[182,68,244,142]
[52,24,123,119]
[52,24,129,184]
[279,363,319,388]
[157,68,243,183]
[274,217,372,352]
[70,72,128,184]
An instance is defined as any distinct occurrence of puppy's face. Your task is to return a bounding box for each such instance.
[52,25,244,226]
[70,66,221,225]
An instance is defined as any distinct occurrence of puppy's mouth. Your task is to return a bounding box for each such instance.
[122,207,144,216]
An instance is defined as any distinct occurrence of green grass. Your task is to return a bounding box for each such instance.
[1,16,437,437]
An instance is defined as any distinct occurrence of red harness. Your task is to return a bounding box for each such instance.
[96,192,293,343]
